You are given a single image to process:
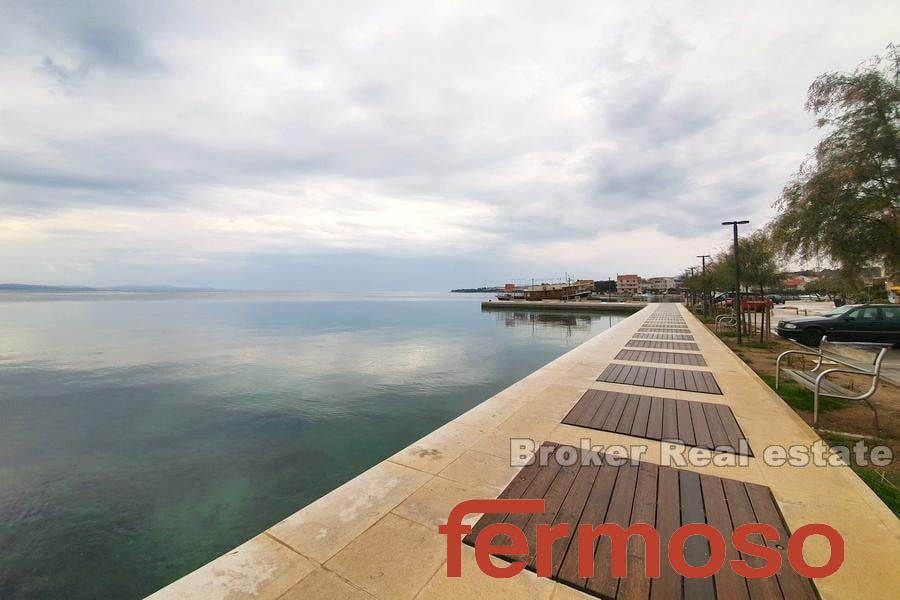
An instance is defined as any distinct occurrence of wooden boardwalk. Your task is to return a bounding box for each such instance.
[625,339,700,351]
[562,390,751,455]
[597,364,722,394]
[614,349,707,366]
[464,442,814,599]
[631,332,695,341]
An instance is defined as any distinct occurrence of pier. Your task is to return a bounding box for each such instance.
[481,300,648,313]
[150,304,900,599]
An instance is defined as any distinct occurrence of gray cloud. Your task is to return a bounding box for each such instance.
[1,1,898,288]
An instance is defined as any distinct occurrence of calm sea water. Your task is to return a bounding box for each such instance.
[0,292,626,599]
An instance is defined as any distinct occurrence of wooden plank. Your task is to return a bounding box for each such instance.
[630,395,652,437]
[745,483,818,600]
[617,461,659,600]
[639,365,658,386]
[673,368,686,391]
[584,459,639,598]
[716,404,750,456]
[689,401,715,450]
[514,460,581,564]
[722,479,785,600]
[616,395,640,434]
[653,366,667,388]
[662,397,678,440]
[651,467,681,600]
[557,461,620,584]
[605,363,627,382]
[700,475,750,600]
[537,461,601,576]
[597,363,619,383]
[587,392,619,429]
[690,369,711,394]
[601,393,629,430]
[703,402,732,451]
[646,396,663,439]
[563,390,601,424]
[615,364,635,385]
[664,368,676,389]
[679,470,716,599]
[502,446,564,538]
[701,371,722,394]
[675,399,696,446]
[623,365,644,386]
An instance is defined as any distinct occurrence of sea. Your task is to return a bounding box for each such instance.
[0,291,626,598]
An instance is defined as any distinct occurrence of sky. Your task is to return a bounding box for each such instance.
[0,1,897,291]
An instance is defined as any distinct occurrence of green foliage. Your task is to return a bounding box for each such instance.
[697,230,782,293]
[772,45,900,278]
[759,373,846,412]
[852,467,900,516]
[820,433,899,515]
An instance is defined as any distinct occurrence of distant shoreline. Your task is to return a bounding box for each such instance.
[0,284,223,293]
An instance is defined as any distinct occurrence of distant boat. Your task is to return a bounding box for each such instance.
[497,280,594,301]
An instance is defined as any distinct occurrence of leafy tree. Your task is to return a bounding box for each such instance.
[708,231,782,341]
[772,45,899,279]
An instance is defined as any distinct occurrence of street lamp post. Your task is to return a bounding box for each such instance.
[687,267,695,308]
[697,254,711,317]
[722,221,749,344]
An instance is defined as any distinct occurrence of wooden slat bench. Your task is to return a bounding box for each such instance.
[598,364,722,394]
[464,442,814,599]
[563,390,752,455]
[776,337,889,436]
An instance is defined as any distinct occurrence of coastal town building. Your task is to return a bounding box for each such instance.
[644,276,677,292]
[783,275,817,291]
[616,274,641,295]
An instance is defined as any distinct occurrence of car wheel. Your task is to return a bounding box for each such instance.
[800,328,824,347]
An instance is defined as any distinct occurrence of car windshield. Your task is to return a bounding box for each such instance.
[822,305,860,317]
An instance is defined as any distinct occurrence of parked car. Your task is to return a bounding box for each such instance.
[719,294,773,312]
[765,294,786,304]
[714,291,734,304]
[776,303,900,346]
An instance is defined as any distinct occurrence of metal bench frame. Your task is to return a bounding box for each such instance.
[775,336,888,436]
[715,313,737,333]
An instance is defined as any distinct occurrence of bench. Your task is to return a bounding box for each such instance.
[776,337,889,436]
[715,312,737,333]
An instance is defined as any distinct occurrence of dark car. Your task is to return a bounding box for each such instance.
[776,303,900,346]
[766,294,786,304]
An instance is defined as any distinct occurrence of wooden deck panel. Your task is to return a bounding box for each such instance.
[464,443,813,599]
[563,390,752,455]
[631,333,695,341]
[615,349,707,366]
[597,364,721,394]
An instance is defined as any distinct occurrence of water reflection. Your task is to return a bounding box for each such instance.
[483,309,620,338]
[0,294,624,599]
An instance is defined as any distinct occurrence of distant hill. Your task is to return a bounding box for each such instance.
[0,283,223,293]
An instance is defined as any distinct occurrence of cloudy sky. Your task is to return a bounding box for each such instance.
[1,1,897,290]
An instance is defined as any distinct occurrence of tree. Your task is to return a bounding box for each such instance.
[772,45,899,280]
[708,231,782,341]
[741,231,782,342]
